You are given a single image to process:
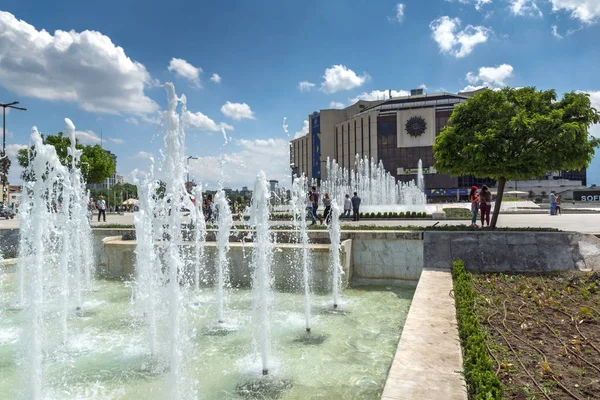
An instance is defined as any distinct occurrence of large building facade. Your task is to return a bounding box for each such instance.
[289,88,586,199]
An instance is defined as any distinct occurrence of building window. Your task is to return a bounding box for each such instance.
[368,116,371,161]
[347,123,351,171]
[335,127,338,162]
[361,118,364,158]
[341,125,345,168]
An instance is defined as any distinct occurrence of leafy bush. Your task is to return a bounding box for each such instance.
[359,212,364,218]
[411,211,417,218]
[444,208,472,219]
[452,260,503,400]
[370,212,376,218]
[399,212,405,218]
[383,212,388,218]
[376,212,382,218]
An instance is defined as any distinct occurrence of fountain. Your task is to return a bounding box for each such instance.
[192,185,207,292]
[291,175,312,332]
[15,121,94,398]
[0,83,417,399]
[250,171,274,375]
[328,201,343,309]
[214,189,232,323]
[321,155,430,215]
[132,162,160,355]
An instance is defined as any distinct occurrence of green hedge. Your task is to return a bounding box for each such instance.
[452,260,503,400]
[444,208,472,219]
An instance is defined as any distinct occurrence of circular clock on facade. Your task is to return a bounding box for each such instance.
[405,116,427,137]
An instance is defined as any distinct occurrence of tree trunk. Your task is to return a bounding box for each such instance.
[490,177,506,228]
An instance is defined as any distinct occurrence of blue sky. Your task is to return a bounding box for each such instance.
[1,0,599,189]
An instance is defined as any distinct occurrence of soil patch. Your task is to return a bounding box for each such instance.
[473,272,600,399]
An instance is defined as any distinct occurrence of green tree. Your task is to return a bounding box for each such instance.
[434,87,599,227]
[17,132,116,184]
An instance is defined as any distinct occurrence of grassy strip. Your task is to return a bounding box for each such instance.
[452,260,503,400]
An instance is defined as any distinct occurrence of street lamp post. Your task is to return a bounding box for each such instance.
[1,101,27,204]
[186,156,198,193]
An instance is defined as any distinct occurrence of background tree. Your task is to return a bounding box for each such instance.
[434,87,599,227]
[17,132,116,184]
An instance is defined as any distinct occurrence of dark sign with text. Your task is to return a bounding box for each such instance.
[573,191,600,201]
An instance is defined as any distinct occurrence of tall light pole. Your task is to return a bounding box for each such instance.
[187,156,198,193]
[1,101,27,204]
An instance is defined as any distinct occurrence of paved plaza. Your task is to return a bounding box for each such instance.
[1,212,599,233]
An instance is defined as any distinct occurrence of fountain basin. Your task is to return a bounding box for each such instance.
[101,238,353,293]
[0,275,414,399]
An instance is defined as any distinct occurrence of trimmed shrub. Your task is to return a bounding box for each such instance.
[359,212,364,218]
[370,212,376,218]
[399,212,405,218]
[376,212,382,218]
[383,212,388,218]
[452,260,503,400]
[411,211,417,218]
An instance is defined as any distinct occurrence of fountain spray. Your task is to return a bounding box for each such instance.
[250,171,274,375]
[133,163,159,355]
[328,201,343,309]
[214,189,232,323]
[192,185,207,292]
[161,83,191,399]
[291,175,312,332]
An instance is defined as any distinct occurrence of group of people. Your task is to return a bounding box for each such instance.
[307,186,361,225]
[88,196,107,222]
[468,185,493,227]
[549,191,562,215]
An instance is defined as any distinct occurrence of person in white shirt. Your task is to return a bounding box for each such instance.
[97,195,106,222]
[343,194,352,221]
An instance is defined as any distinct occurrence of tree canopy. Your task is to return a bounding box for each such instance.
[17,132,116,184]
[434,87,600,227]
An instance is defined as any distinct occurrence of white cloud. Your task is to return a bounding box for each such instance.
[419,83,428,90]
[220,101,256,120]
[293,120,309,139]
[126,117,139,126]
[509,0,543,17]
[75,130,101,145]
[168,58,202,87]
[0,11,158,116]
[329,101,346,109]
[466,64,514,88]
[5,143,27,158]
[185,110,234,132]
[429,16,492,58]
[321,65,369,94]
[210,73,222,84]
[298,81,316,92]
[108,137,124,144]
[460,84,488,92]
[552,25,564,38]
[188,138,290,187]
[350,89,410,103]
[445,0,492,11]
[551,0,600,24]
[580,91,600,137]
[4,143,27,183]
[393,3,405,23]
[132,151,153,160]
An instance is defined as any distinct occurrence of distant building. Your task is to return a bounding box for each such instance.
[7,185,22,208]
[268,180,278,193]
[290,87,586,200]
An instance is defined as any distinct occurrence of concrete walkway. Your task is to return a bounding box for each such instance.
[381,269,467,400]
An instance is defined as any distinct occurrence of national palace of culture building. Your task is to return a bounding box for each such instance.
[289,88,586,200]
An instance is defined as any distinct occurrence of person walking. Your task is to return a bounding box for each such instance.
[323,193,332,224]
[479,185,492,227]
[468,186,479,227]
[88,197,95,222]
[311,186,323,225]
[556,194,561,215]
[96,195,107,222]
[549,191,557,215]
[343,194,352,221]
[351,192,361,221]
[307,191,316,225]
